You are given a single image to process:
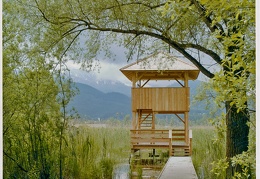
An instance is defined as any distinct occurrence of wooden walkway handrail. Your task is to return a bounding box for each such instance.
[131,129,185,131]
[131,129,170,132]
[130,129,186,137]
[130,129,192,156]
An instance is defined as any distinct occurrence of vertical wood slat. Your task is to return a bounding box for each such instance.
[132,87,190,112]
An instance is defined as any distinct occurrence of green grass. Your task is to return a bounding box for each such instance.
[192,126,226,179]
[64,124,130,178]
[64,124,227,178]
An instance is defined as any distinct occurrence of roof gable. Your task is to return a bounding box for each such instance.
[120,52,200,81]
[121,51,198,71]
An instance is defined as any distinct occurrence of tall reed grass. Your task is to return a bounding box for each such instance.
[64,124,130,178]
[192,126,226,179]
[64,123,227,178]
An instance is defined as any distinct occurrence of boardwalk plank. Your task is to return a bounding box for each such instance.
[158,157,198,179]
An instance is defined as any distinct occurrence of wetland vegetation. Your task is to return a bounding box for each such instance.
[55,121,248,179]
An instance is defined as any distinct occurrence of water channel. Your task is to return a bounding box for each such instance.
[113,163,163,179]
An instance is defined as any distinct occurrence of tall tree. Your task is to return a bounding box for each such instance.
[14,0,255,178]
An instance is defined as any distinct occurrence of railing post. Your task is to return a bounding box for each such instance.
[169,129,172,156]
[189,129,192,155]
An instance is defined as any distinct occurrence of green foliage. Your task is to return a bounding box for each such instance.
[3,0,77,178]
[192,127,226,178]
[212,60,255,113]
[210,117,256,179]
[3,60,64,178]
[3,0,255,178]
[199,0,255,112]
[210,158,229,178]
[230,114,256,179]
[231,152,255,179]
[64,125,130,178]
[193,80,255,178]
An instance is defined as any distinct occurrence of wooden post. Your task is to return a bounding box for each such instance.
[184,72,189,144]
[132,73,136,88]
[184,72,188,88]
[189,129,192,155]
[132,112,136,129]
[152,112,155,129]
[169,129,172,156]
[185,112,189,143]
[132,75,136,129]
[138,111,141,129]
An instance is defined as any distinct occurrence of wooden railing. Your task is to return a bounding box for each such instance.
[132,87,190,112]
[130,129,192,156]
[131,129,170,142]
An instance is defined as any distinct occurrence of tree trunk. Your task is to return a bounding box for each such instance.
[225,101,249,178]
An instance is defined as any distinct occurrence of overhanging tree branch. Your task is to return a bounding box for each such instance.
[179,43,222,64]
[85,26,215,78]
[104,1,166,10]
[190,0,225,36]
[35,1,215,78]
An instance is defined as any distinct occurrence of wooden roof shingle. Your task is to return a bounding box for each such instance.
[120,52,200,81]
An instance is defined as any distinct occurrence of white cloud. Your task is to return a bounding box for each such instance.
[95,61,130,85]
[66,60,131,85]
[66,60,81,69]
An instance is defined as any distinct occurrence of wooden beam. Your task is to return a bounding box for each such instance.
[136,73,144,81]
[141,79,150,88]
[138,80,141,87]
[184,72,188,87]
[174,78,184,87]
[140,113,152,124]
[175,114,185,123]
[132,74,136,88]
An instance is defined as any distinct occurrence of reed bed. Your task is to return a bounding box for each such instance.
[65,124,227,178]
[64,124,130,178]
[191,126,226,179]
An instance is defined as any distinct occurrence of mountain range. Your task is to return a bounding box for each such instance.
[68,82,131,119]
[68,69,208,120]
[69,68,131,96]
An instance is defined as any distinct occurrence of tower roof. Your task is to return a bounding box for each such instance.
[120,51,200,81]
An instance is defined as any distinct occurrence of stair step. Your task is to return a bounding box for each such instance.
[142,118,152,120]
[141,117,152,120]
[141,121,152,123]
[140,124,152,127]
[172,145,189,148]
[171,146,191,156]
[139,110,153,129]
[142,121,152,124]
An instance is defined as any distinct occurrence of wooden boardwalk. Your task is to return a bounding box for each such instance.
[158,157,198,179]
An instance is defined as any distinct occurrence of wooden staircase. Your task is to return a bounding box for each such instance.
[133,109,193,157]
[170,129,192,156]
[138,109,153,129]
[171,144,191,156]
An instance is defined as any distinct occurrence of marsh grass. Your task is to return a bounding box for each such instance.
[64,125,130,178]
[64,123,227,178]
[192,126,226,179]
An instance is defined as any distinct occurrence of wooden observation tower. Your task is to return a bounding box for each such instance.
[120,52,200,156]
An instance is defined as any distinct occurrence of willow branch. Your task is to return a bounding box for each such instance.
[86,26,214,78]
[190,0,225,36]
[3,151,28,173]
[180,43,222,64]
